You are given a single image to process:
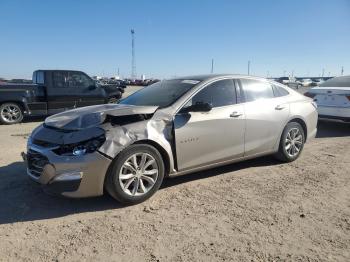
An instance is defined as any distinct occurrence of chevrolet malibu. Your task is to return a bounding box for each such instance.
[23,75,318,204]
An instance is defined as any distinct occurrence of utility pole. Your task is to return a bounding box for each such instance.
[341,66,344,76]
[117,68,120,76]
[131,29,136,79]
[247,60,250,75]
[322,68,325,77]
[211,59,214,74]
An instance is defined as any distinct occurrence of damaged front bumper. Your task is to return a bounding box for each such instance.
[22,139,112,198]
[22,104,177,198]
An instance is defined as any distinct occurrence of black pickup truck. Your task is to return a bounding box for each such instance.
[0,70,123,124]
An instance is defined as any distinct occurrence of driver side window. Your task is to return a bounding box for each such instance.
[183,79,237,109]
[53,71,93,88]
[67,72,93,88]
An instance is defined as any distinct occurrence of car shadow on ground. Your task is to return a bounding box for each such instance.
[0,156,281,225]
[0,120,348,225]
[316,120,349,138]
[0,161,122,225]
[162,156,280,189]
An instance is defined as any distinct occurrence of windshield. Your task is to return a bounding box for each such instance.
[119,79,200,108]
[319,76,350,87]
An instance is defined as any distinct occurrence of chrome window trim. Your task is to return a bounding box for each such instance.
[174,76,239,115]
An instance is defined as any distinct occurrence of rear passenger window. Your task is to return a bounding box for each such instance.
[240,79,274,102]
[53,72,69,88]
[185,79,237,108]
[273,85,289,97]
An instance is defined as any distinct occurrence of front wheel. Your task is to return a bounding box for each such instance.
[275,122,305,162]
[105,144,165,204]
[0,103,24,124]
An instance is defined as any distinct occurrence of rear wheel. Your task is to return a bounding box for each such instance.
[105,144,165,204]
[0,103,24,124]
[275,122,305,162]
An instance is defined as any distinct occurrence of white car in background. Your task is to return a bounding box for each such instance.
[300,78,313,87]
[314,78,325,86]
[277,77,301,89]
[305,76,350,122]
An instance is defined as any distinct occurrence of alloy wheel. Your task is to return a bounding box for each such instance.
[1,104,21,123]
[285,127,303,157]
[118,152,159,196]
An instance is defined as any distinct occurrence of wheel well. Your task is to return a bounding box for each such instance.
[0,101,26,114]
[103,139,171,193]
[288,118,307,141]
[133,140,171,176]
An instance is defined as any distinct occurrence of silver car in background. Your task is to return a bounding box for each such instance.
[23,75,318,204]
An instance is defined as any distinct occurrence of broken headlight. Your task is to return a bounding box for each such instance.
[53,135,106,156]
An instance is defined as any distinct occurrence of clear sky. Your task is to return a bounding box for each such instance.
[1,0,349,79]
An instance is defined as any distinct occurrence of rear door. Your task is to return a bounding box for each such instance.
[239,79,290,156]
[174,79,245,171]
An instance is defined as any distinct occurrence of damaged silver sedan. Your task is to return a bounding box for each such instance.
[23,75,318,204]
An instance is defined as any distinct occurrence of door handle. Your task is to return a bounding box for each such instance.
[230,112,242,118]
[275,105,285,110]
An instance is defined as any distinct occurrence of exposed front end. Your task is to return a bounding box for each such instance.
[23,125,112,198]
[21,104,166,198]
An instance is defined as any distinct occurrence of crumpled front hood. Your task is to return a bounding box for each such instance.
[44,104,158,130]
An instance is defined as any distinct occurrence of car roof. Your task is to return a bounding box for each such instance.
[34,69,87,73]
[172,74,269,82]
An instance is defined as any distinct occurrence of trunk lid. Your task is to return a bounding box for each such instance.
[308,87,350,107]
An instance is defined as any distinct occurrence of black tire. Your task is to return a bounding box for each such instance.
[275,122,305,162]
[0,103,24,125]
[105,144,165,204]
[107,97,119,104]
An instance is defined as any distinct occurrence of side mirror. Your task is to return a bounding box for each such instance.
[185,102,213,113]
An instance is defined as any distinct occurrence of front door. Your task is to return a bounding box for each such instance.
[47,71,77,115]
[174,79,245,171]
[68,71,105,107]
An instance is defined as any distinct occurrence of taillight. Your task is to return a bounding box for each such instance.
[304,92,316,98]
[346,95,350,101]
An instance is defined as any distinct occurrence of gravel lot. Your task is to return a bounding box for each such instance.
[0,86,349,261]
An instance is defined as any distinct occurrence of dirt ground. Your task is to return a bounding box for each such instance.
[0,90,349,261]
